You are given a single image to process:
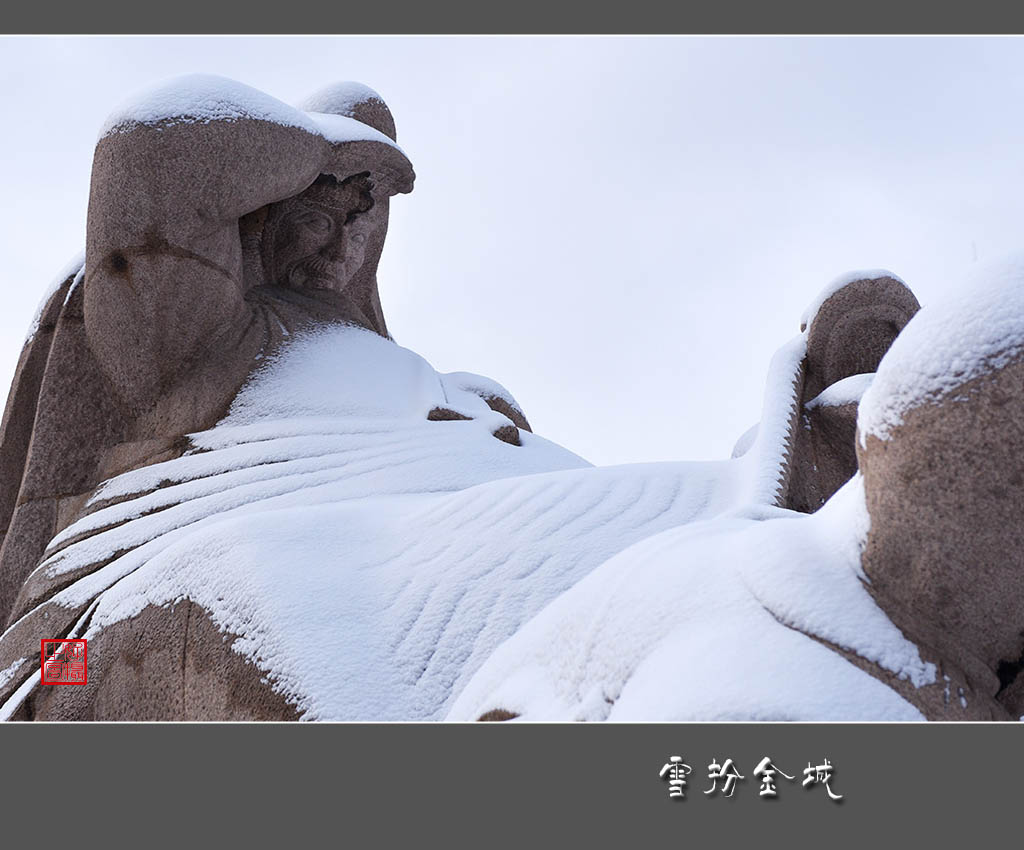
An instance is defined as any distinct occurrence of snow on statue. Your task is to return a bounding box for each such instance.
[0,75,1022,721]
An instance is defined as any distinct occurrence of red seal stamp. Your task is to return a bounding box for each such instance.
[40,639,87,685]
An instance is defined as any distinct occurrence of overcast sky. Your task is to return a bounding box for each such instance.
[1,36,1022,465]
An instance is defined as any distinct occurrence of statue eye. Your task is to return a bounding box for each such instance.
[298,212,332,234]
[351,234,367,245]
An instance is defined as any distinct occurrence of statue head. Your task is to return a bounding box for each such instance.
[232,82,413,337]
[261,172,376,293]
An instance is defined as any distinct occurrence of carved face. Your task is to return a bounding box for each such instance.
[268,174,375,293]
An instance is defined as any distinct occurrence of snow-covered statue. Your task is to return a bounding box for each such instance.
[0,76,1020,722]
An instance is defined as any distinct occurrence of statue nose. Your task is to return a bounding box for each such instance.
[323,238,347,263]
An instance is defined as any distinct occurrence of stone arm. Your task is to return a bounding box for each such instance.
[0,111,316,625]
[83,113,334,417]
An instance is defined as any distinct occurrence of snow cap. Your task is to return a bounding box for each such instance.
[300,81,398,142]
[858,252,1024,444]
[800,269,906,333]
[99,73,319,140]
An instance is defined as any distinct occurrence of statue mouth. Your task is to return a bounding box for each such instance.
[287,257,349,290]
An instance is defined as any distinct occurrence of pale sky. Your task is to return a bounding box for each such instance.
[1,36,1021,465]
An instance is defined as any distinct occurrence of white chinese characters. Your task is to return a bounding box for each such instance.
[802,758,843,801]
[705,758,745,798]
[753,756,795,797]
[660,755,842,802]
[658,756,693,799]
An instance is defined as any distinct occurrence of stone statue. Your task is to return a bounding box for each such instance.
[0,77,414,627]
[0,75,1019,722]
[0,76,548,720]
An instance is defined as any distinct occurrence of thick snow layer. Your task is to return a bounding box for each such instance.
[24,251,84,344]
[4,320,932,721]
[98,74,402,153]
[99,73,319,138]
[440,371,526,418]
[25,325,755,720]
[859,253,1024,444]
[300,82,386,117]
[800,269,905,331]
[306,112,404,152]
[447,476,931,722]
[806,373,874,410]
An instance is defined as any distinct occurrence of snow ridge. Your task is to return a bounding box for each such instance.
[24,251,84,345]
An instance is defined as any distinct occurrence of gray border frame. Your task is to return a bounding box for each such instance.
[3,1,1024,34]
[1,21,1023,844]
[1,722,1018,842]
